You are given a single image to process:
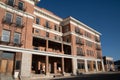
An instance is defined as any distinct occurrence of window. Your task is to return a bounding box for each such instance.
[15,61,21,70]
[85,32,91,38]
[36,17,40,25]
[46,32,49,37]
[1,30,10,42]
[16,16,22,27]
[59,27,61,32]
[77,60,85,69]
[75,27,80,34]
[4,12,13,24]
[86,40,93,47]
[65,26,69,32]
[77,47,84,56]
[54,25,57,31]
[14,33,21,44]
[18,1,24,11]
[1,52,14,59]
[7,0,14,6]
[35,29,39,33]
[46,21,50,28]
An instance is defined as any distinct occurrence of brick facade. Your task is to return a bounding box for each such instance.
[0,0,105,79]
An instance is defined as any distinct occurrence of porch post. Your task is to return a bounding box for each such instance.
[20,53,32,79]
[45,56,49,75]
[54,62,57,74]
[72,58,77,75]
[95,60,98,71]
[85,59,88,72]
[101,60,105,72]
[62,58,65,75]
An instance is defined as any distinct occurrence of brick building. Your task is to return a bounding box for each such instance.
[0,0,104,79]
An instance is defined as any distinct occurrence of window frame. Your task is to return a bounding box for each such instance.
[36,17,40,25]
[13,32,21,44]
[18,1,24,10]
[16,16,22,27]
[1,30,11,42]
[7,0,14,7]
[5,12,13,24]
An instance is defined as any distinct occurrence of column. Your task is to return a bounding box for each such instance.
[21,53,32,79]
[95,60,98,72]
[54,62,57,74]
[101,60,105,72]
[62,58,65,75]
[85,59,88,72]
[45,56,49,75]
[72,58,77,75]
[46,40,48,51]
[61,44,64,54]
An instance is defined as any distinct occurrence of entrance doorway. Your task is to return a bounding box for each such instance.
[0,52,15,75]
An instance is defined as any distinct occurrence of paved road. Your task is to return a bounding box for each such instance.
[52,72,120,80]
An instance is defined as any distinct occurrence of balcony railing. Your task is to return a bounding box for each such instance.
[96,45,101,50]
[95,37,100,42]
[0,37,23,47]
[76,39,84,45]
[15,22,25,28]
[77,52,85,56]
[2,17,13,25]
[0,38,10,45]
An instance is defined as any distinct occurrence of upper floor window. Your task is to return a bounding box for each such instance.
[4,12,13,24]
[7,0,14,7]
[86,40,93,47]
[18,1,24,11]
[59,27,61,32]
[1,30,10,42]
[46,32,49,37]
[16,16,22,27]
[36,17,40,25]
[85,32,91,39]
[75,27,80,34]
[45,21,50,28]
[54,25,57,31]
[77,47,84,56]
[65,26,69,32]
[14,32,21,44]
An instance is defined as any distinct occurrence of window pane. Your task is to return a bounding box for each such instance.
[5,13,12,23]
[14,33,21,44]
[2,52,14,59]
[1,30,10,42]
[36,18,40,24]
[16,16,22,26]
[8,0,14,6]
[18,2,24,10]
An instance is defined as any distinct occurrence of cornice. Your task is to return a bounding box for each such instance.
[34,7,63,22]
[62,16,101,35]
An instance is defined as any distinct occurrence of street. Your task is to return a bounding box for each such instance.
[52,72,120,80]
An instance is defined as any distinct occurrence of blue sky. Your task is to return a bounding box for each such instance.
[37,0,120,61]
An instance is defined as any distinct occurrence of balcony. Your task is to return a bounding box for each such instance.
[95,37,100,42]
[15,22,25,28]
[2,17,13,25]
[75,27,83,35]
[76,38,84,45]
[0,37,23,47]
[77,52,85,56]
[96,45,101,50]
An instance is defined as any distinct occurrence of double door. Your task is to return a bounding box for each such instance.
[0,52,14,75]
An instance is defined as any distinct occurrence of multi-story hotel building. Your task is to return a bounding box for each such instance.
[0,0,104,79]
